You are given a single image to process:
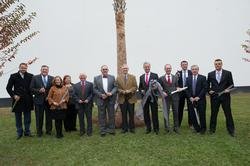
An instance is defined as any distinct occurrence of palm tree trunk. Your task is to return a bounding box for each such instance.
[113,0,127,75]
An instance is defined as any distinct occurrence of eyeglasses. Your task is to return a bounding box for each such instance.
[102,68,108,71]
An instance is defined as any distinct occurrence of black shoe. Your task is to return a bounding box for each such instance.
[110,132,116,135]
[87,133,92,137]
[80,132,85,137]
[16,135,22,140]
[121,130,128,134]
[229,132,235,137]
[46,132,52,135]
[100,133,106,137]
[209,130,215,135]
[165,128,170,134]
[145,130,151,134]
[24,133,33,137]
[56,135,63,139]
[37,133,42,137]
[72,128,77,131]
[173,129,180,134]
[130,129,135,134]
[155,131,159,135]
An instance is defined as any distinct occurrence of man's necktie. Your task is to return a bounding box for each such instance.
[124,75,127,85]
[145,73,149,86]
[43,76,47,87]
[81,81,85,96]
[216,72,221,83]
[183,71,186,87]
[167,75,171,85]
[192,76,197,96]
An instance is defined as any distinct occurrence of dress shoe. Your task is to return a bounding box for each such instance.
[165,128,170,134]
[155,131,159,135]
[130,129,135,134]
[24,133,33,137]
[100,133,106,137]
[80,132,85,137]
[87,133,92,137]
[121,130,128,134]
[46,132,52,135]
[145,130,151,134]
[173,129,180,134]
[209,130,215,135]
[229,132,235,137]
[16,135,22,140]
[109,132,116,135]
[56,135,64,139]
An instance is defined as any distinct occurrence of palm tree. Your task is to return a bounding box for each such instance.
[113,0,127,75]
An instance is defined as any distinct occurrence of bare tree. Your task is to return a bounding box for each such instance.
[242,29,250,62]
[113,0,127,75]
[0,0,39,76]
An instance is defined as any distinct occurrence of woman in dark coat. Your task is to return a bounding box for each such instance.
[63,75,77,132]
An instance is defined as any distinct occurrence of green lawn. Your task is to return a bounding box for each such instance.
[0,93,250,166]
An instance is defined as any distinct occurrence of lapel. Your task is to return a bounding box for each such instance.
[107,75,111,91]
[163,74,168,86]
[143,74,146,86]
[99,75,105,91]
[220,69,225,84]
[119,75,126,88]
[171,74,174,85]
[39,75,44,87]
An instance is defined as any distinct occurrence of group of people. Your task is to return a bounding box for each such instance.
[6,59,235,139]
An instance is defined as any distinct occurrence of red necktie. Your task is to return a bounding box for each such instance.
[167,75,171,85]
[81,81,85,96]
[145,73,149,86]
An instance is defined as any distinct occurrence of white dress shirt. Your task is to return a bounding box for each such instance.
[102,77,108,93]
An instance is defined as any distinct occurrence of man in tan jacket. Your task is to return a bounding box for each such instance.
[116,64,138,133]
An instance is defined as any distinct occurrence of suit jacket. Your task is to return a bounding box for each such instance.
[116,74,138,104]
[139,72,158,97]
[6,72,34,112]
[207,69,234,97]
[159,74,179,100]
[93,74,117,106]
[176,70,192,88]
[186,74,207,100]
[30,74,54,105]
[73,81,93,110]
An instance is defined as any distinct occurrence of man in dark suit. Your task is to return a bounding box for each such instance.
[93,65,117,137]
[159,64,180,133]
[186,65,207,134]
[139,62,159,134]
[6,63,34,139]
[207,59,235,137]
[30,65,54,137]
[73,73,93,136]
[176,60,192,127]
[116,64,138,133]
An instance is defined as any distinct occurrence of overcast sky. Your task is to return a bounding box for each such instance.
[1,0,250,98]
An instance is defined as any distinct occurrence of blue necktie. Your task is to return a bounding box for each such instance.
[216,72,221,83]
[183,71,186,87]
[192,76,197,96]
[43,76,47,87]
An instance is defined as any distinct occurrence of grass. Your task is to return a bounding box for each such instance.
[0,93,250,166]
